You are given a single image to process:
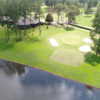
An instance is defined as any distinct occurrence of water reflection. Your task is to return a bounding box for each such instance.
[0,59,100,100]
[0,60,25,75]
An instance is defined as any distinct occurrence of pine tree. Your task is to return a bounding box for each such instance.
[90,3,100,55]
[45,13,53,28]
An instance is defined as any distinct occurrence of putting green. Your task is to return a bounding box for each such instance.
[53,31,86,47]
[51,48,84,67]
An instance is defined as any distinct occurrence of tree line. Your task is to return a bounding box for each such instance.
[0,0,100,56]
[0,0,80,41]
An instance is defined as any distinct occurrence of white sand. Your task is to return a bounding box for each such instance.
[83,38,93,44]
[49,38,59,47]
[79,45,92,53]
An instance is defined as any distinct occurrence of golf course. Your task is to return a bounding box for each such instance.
[0,24,100,88]
[0,0,100,89]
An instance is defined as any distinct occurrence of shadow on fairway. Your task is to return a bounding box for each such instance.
[84,15,92,17]
[64,27,74,31]
[0,41,15,50]
[26,36,41,43]
[84,52,100,66]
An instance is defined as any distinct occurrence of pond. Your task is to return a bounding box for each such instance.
[0,59,100,100]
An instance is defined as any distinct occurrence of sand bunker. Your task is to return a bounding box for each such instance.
[83,38,93,44]
[49,38,59,47]
[79,45,91,53]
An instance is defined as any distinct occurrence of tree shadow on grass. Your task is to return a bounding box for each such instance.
[64,27,74,31]
[0,41,14,51]
[84,15,92,17]
[27,36,41,42]
[84,52,100,66]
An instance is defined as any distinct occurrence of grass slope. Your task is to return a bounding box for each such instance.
[0,26,100,88]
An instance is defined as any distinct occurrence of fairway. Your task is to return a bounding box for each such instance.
[0,26,100,88]
[51,48,84,66]
[76,14,94,27]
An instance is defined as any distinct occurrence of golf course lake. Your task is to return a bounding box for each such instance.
[0,59,100,100]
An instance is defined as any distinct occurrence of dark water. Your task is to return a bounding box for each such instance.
[0,60,100,100]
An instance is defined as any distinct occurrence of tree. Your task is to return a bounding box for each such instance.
[93,4,100,33]
[0,0,5,23]
[33,0,43,36]
[62,0,67,5]
[45,13,53,28]
[18,0,33,40]
[19,0,33,23]
[33,0,44,20]
[90,3,100,55]
[2,0,21,41]
[55,3,65,23]
[66,5,80,24]
[45,0,57,8]
[84,1,93,14]
[0,0,33,41]
[79,0,99,7]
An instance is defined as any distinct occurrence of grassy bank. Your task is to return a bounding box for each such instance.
[0,25,100,88]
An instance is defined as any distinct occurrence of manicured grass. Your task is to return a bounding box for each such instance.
[76,14,94,27]
[51,47,84,66]
[0,26,100,88]
[52,13,94,27]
